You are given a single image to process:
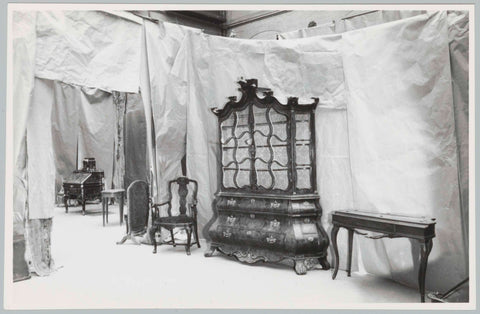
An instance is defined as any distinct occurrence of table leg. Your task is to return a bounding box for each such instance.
[64,195,68,213]
[418,238,433,302]
[106,199,109,224]
[102,198,105,226]
[347,228,354,277]
[331,225,340,279]
[119,195,124,225]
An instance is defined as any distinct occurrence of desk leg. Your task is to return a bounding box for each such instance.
[347,229,354,277]
[102,198,105,226]
[418,238,433,302]
[331,225,340,279]
[106,200,109,224]
[64,196,68,213]
[119,196,124,225]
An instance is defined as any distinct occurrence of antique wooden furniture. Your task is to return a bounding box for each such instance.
[117,181,149,245]
[204,78,330,275]
[63,157,104,215]
[101,189,125,226]
[331,210,436,302]
[151,177,200,255]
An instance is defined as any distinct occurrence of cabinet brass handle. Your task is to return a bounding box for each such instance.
[266,235,277,244]
[270,219,280,228]
[227,215,237,225]
[304,218,310,223]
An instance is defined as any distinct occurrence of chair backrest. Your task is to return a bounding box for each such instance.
[167,177,198,217]
[127,180,149,234]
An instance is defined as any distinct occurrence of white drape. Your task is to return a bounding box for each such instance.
[140,20,200,202]
[171,11,467,292]
[12,10,37,234]
[35,11,142,93]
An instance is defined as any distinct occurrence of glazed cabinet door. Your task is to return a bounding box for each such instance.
[294,111,314,192]
[252,105,290,191]
[220,105,252,189]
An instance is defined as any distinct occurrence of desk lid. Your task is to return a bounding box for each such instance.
[63,172,91,184]
[334,210,436,225]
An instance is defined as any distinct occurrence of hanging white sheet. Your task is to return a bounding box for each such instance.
[77,86,115,190]
[12,11,37,235]
[27,78,56,219]
[35,10,142,93]
[141,20,201,202]
[446,11,469,253]
[171,11,466,293]
[51,81,81,196]
[342,12,465,291]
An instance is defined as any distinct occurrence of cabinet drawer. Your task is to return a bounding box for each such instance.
[215,226,239,242]
[263,232,286,249]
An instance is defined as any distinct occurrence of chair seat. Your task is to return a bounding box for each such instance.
[154,215,194,226]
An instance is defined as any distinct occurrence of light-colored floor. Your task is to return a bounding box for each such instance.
[10,203,421,309]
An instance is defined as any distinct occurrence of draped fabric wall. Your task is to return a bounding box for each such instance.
[140,20,200,203]
[12,11,37,239]
[170,11,467,292]
[283,10,470,289]
[13,11,144,276]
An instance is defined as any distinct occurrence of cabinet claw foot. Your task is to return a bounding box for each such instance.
[318,257,330,270]
[204,246,217,257]
[294,260,308,275]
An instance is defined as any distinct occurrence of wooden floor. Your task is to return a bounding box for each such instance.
[8,203,423,309]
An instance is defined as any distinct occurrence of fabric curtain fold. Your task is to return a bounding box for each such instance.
[140,20,200,203]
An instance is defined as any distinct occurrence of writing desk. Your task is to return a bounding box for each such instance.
[331,210,436,302]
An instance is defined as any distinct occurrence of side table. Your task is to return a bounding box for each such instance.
[101,189,125,226]
[331,210,436,302]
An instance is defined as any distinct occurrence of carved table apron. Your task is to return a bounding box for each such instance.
[331,210,436,303]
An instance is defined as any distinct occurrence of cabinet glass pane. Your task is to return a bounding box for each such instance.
[295,144,311,165]
[222,147,235,167]
[296,168,312,189]
[269,109,288,142]
[223,169,235,188]
[236,168,250,188]
[273,169,289,190]
[296,113,311,140]
[256,165,273,189]
[234,110,250,139]
[220,114,235,144]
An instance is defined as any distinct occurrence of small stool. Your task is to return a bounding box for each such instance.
[101,189,125,226]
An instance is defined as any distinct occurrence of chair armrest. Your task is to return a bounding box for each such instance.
[153,201,171,208]
[152,201,171,218]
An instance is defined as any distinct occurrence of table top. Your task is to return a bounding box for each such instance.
[333,210,436,225]
[102,189,125,194]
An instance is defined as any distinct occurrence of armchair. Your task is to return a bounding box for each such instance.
[151,177,200,255]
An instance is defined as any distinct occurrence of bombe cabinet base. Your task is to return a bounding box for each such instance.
[205,244,330,275]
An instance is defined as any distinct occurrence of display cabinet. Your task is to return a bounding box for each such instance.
[204,79,330,274]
